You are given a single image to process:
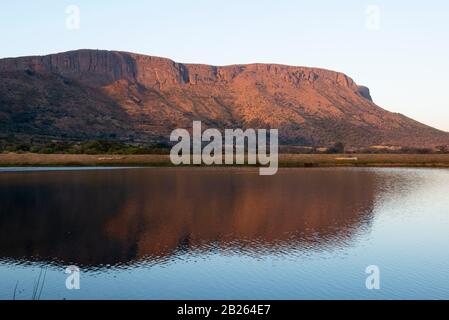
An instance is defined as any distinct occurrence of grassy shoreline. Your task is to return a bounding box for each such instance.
[1,153,449,168]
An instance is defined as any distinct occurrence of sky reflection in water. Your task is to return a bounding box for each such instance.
[0,167,448,299]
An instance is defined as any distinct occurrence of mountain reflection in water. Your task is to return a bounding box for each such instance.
[0,168,381,269]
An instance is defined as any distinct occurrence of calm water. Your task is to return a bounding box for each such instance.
[0,167,448,300]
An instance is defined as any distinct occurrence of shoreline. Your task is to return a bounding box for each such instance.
[1,153,449,168]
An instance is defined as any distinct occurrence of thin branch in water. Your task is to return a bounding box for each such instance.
[13,281,19,300]
[32,268,44,300]
[37,268,47,300]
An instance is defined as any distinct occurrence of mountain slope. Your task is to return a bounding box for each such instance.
[1,49,448,147]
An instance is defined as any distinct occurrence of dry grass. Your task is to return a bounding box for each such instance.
[279,154,449,167]
[1,153,449,168]
[0,153,171,167]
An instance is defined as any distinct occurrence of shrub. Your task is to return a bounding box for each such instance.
[327,142,345,154]
[437,145,449,154]
[30,146,41,153]
[39,147,55,154]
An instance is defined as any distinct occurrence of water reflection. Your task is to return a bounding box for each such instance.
[0,168,382,269]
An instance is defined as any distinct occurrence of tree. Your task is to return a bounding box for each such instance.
[328,142,345,154]
[437,145,449,154]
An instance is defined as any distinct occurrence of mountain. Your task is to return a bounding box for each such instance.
[1,49,448,148]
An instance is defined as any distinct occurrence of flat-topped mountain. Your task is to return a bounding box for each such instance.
[1,49,448,147]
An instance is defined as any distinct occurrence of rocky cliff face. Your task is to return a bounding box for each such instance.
[1,49,448,147]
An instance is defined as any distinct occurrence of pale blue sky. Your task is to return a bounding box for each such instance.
[1,0,448,131]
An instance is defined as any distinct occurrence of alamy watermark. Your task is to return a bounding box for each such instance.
[365,265,381,290]
[65,265,81,290]
[170,121,279,175]
[65,5,81,30]
[365,5,381,30]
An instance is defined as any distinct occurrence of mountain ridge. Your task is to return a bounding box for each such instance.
[1,49,448,148]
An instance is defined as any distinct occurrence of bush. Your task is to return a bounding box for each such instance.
[327,142,345,154]
[39,147,55,154]
[437,145,449,154]
[30,146,41,153]
[400,147,433,154]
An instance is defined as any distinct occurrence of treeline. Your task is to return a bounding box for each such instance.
[0,140,171,155]
[1,140,448,155]
[357,146,447,154]
[280,142,449,154]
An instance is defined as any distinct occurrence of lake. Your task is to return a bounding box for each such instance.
[0,167,448,300]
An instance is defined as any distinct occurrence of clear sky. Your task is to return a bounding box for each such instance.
[1,0,448,131]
